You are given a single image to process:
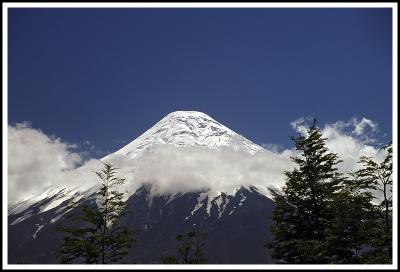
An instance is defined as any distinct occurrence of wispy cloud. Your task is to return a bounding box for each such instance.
[113,139,128,145]
[288,117,386,172]
[260,143,285,154]
[352,117,378,136]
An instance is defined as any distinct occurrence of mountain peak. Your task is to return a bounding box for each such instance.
[160,111,220,125]
[164,110,211,118]
[103,111,263,160]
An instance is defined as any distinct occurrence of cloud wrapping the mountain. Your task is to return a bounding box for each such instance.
[8,117,388,204]
[114,145,293,196]
[7,123,100,204]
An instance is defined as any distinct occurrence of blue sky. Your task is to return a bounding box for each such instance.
[8,8,393,157]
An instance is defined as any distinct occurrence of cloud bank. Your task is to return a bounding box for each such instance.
[7,123,101,204]
[108,145,292,197]
[8,117,389,205]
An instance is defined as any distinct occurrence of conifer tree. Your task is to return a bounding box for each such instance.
[355,143,393,263]
[324,173,377,263]
[162,229,207,264]
[269,119,344,264]
[57,162,135,264]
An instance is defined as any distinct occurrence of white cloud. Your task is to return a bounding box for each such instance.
[285,117,386,173]
[352,117,378,136]
[107,116,387,197]
[7,123,294,204]
[290,117,312,136]
[322,123,384,173]
[7,123,101,204]
[7,117,389,205]
[328,117,380,144]
[261,143,285,154]
[112,145,293,197]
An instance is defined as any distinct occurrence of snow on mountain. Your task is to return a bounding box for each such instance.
[99,111,270,219]
[9,111,274,231]
[102,111,263,161]
[9,185,95,225]
[8,111,280,263]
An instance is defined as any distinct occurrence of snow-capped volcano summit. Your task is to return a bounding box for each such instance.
[103,111,262,160]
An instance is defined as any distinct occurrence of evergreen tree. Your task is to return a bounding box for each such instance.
[268,119,344,264]
[355,143,393,263]
[57,162,135,264]
[324,173,377,263]
[162,229,207,264]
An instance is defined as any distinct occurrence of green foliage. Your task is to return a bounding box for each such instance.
[268,119,393,264]
[356,143,392,229]
[355,143,393,263]
[57,162,135,264]
[269,119,345,264]
[163,230,208,264]
[324,175,377,263]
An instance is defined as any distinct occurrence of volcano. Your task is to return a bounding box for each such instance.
[8,111,279,264]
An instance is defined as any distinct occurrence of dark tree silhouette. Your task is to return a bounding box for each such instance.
[163,229,207,264]
[268,119,344,263]
[57,162,135,264]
